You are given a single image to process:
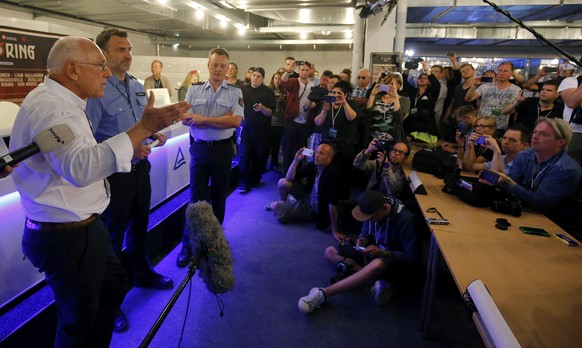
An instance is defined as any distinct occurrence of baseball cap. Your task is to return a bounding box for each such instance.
[253,67,265,78]
[352,190,386,222]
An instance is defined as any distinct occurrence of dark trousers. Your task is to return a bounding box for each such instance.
[22,219,128,348]
[239,126,270,187]
[282,120,310,173]
[269,125,284,168]
[183,140,233,250]
[104,160,152,278]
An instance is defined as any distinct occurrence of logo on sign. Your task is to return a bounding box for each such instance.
[174,147,186,170]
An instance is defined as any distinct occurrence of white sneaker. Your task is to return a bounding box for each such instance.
[298,288,325,314]
[372,280,394,305]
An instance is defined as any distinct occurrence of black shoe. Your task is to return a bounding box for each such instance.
[113,310,129,332]
[238,185,250,194]
[134,271,173,290]
[176,246,193,268]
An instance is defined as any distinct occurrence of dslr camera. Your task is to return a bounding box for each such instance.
[491,199,522,217]
[404,57,423,70]
[375,140,393,152]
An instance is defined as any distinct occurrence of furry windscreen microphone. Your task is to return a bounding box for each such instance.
[186,201,235,294]
[1,124,74,172]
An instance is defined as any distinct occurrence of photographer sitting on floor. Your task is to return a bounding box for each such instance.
[297,190,421,314]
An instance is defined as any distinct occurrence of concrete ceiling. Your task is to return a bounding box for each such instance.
[1,0,581,54]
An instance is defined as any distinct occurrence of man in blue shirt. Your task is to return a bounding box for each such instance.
[177,48,244,267]
[86,28,174,332]
[496,117,582,212]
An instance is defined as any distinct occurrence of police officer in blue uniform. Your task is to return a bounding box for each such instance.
[86,28,174,332]
[177,47,244,267]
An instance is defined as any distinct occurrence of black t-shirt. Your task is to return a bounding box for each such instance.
[241,84,277,128]
[452,84,478,112]
[514,97,564,134]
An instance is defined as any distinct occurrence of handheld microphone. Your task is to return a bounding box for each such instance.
[1,124,74,172]
[186,201,234,294]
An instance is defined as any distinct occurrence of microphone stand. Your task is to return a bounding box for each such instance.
[139,254,202,348]
[482,0,582,68]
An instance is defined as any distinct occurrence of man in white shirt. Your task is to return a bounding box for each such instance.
[558,75,582,164]
[9,36,189,347]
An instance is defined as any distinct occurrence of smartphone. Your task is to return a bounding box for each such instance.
[554,233,579,246]
[458,122,470,136]
[380,71,388,79]
[295,60,305,66]
[252,103,260,108]
[543,66,558,73]
[301,148,314,157]
[323,95,336,103]
[522,91,534,98]
[479,170,500,185]
[378,85,390,92]
[473,136,486,145]
[446,52,454,57]
[481,76,493,83]
[520,226,551,237]
[353,246,367,251]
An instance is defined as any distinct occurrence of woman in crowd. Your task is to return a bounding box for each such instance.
[177,70,200,102]
[314,80,358,199]
[268,71,286,171]
[403,61,441,136]
[367,73,410,144]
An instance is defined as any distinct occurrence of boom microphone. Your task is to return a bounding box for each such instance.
[1,124,74,172]
[186,201,235,294]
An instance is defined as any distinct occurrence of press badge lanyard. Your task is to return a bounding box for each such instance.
[537,105,553,119]
[113,77,138,123]
[331,105,343,129]
[374,216,390,245]
[530,155,560,191]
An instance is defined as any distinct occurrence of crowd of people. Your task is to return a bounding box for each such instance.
[3,29,582,346]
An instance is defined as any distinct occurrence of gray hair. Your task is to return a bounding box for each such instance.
[535,117,573,149]
[47,36,91,74]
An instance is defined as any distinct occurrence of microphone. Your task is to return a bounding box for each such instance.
[1,124,74,172]
[186,201,234,294]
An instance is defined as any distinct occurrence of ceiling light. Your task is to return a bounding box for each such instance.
[220,20,227,28]
[196,9,204,20]
[344,31,353,39]
[300,32,308,40]
[238,28,245,36]
[321,31,331,36]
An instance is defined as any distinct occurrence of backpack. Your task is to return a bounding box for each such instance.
[442,168,506,207]
[412,149,457,179]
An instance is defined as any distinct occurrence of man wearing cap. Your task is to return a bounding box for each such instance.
[522,62,575,91]
[297,190,421,314]
[238,67,277,193]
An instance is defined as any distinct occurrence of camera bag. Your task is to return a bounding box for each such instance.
[442,168,506,207]
[412,149,457,179]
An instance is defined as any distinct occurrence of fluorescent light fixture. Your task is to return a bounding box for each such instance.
[220,20,228,28]
[300,32,308,40]
[196,9,204,20]
[238,28,246,36]
[344,31,353,39]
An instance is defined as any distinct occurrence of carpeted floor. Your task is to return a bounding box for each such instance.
[110,170,484,348]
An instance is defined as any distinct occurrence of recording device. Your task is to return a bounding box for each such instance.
[473,136,486,145]
[323,95,337,103]
[148,139,160,148]
[491,199,522,217]
[519,226,550,237]
[479,170,500,185]
[1,124,75,172]
[426,218,450,225]
[458,122,471,136]
[301,148,314,157]
[543,66,558,73]
[380,71,388,79]
[378,85,390,93]
[252,103,260,108]
[481,76,493,83]
[446,52,454,57]
[404,57,423,70]
[353,246,367,251]
[456,179,473,191]
[307,86,328,101]
[375,140,392,152]
[522,91,535,98]
[186,201,235,294]
[295,60,305,66]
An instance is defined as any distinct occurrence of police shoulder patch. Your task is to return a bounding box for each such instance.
[238,97,244,107]
[228,83,241,89]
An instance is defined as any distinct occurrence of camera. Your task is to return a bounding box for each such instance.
[295,60,305,66]
[323,95,337,103]
[491,199,522,217]
[481,76,493,83]
[375,140,393,152]
[543,66,558,73]
[404,57,423,70]
[307,86,328,101]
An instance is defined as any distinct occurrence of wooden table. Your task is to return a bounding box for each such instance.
[412,169,582,347]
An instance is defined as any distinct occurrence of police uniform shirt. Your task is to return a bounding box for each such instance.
[185,80,244,141]
[86,74,147,142]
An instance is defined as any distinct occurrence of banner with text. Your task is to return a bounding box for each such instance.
[0,27,62,105]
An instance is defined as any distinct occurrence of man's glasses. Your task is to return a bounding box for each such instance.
[77,61,108,71]
[357,76,367,79]
[391,148,408,156]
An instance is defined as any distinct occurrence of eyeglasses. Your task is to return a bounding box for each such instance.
[77,61,108,71]
[391,148,408,156]
[474,124,492,129]
[357,76,367,79]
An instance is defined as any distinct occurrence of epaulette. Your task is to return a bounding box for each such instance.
[193,81,205,85]
[227,83,241,88]
[127,74,138,80]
